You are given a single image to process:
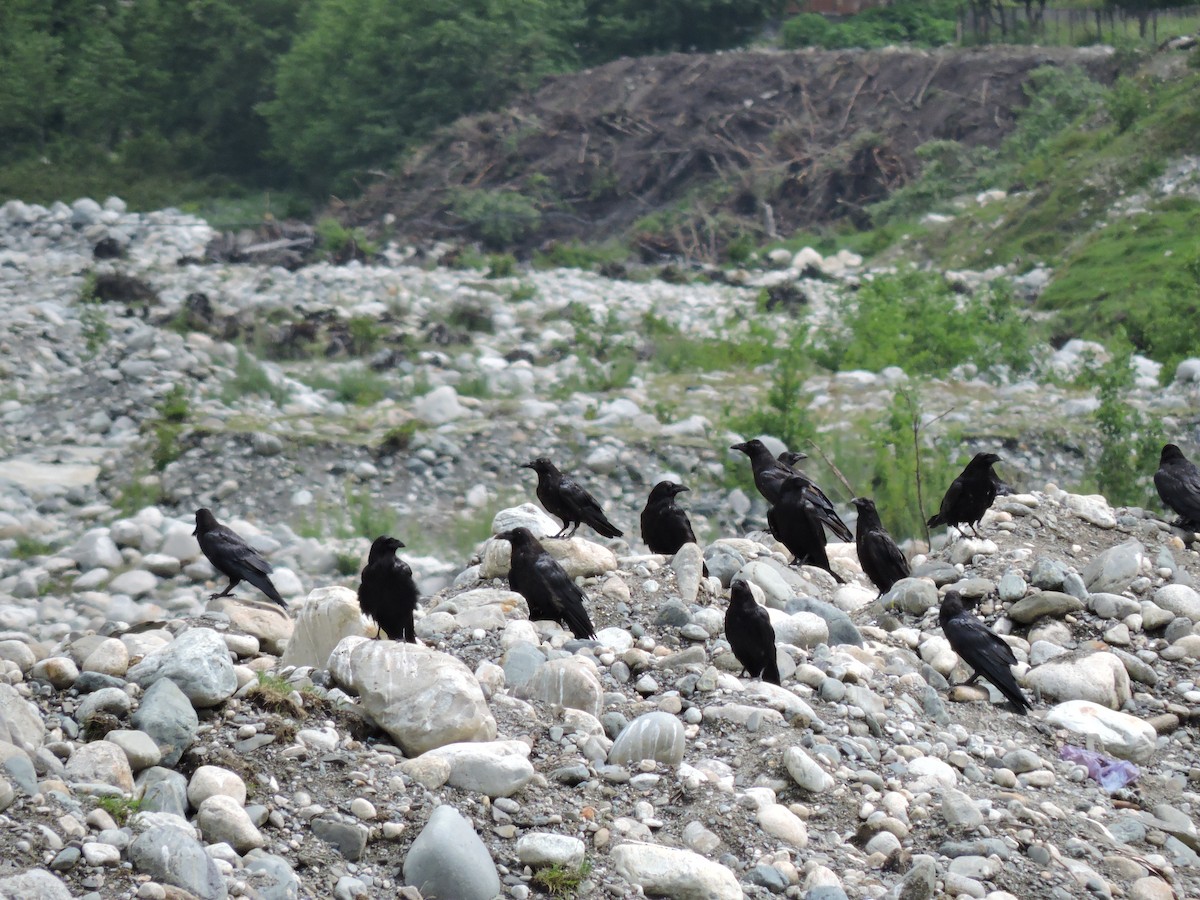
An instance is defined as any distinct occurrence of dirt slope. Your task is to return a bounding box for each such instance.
[347,46,1118,257]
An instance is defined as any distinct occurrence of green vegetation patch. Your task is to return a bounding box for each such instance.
[810,269,1035,377]
[1038,200,1200,371]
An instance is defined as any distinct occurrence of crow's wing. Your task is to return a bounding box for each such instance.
[943,612,1027,711]
[530,552,595,639]
[202,526,273,577]
[1156,461,1200,523]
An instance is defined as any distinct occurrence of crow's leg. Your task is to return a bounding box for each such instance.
[209,577,240,601]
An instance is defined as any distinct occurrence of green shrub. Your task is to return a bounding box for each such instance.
[487,254,518,278]
[224,349,290,407]
[378,421,421,454]
[782,2,956,50]
[347,316,386,356]
[1083,342,1163,506]
[1106,76,1146,134]
[811,270,1033,376]
[781,13,834,49]
[450,189,542,249]
[305,366,389,406]
[727,329,816,450]
[344,486,397,540]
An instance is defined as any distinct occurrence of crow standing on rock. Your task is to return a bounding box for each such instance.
[852,497,909,595]
[193,508,287,609]
[724,580,781,685]
[358,536,418,642]
[731,439,852,541]
[768,475,845,584]
[521,457,623,539]
[1154,443,1200,531]
[496,527,596,640]
[640,481,699,556]
[927,452,1003,539]
[939,590,1029,714]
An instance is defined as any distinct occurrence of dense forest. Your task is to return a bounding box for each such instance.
[0,0,784,205]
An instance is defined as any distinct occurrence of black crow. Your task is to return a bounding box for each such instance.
[926,452,1002,539]
[777,450,809,470]
[725,580,780,685]
[939,590,1028,713]
[358,536,418,642]
[1154,443,1200,529]
[193,508,286,609]
[732,439,852,541]
[640,481,698,556]
[521,457,622,539]
[852,497,909,595]
[496,527,596,639]
[768,476,845,583]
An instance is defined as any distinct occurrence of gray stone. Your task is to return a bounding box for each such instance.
[281,586,372,669]
[1082,541,1143,594]
[608,712,685,767]
[671,543,706,605]
[131,677,199,767]
[0,869,74,900]
[611,843,741,900]
[312,816,370,860]
[884,578,939,615]
[137,767,189,817]
[70,529,123,570]
[243,850,301,900]
[126,628,237,708]
[747,864,789,893]
[1153,584,1200,622]
[1029,558,1067,591]
[1112,648,1158,686]
[76,686,132,725]
[892,855,937,900]
[1008,591,1083,624]
[403,805,500,900]
[784,745,834,793]
[198,794,263,853]
[655,600,692,627]
[516,657,603,718]
[1089,592,1142,620]
[130,825,227,899]
[501,642,545,687]
[420,740,535,797]
[0,682,44,750]
[941,788,984,829]
[516,833,586,869]
[784,596,863,646]
[329,638,496,756]
[1044,700,1157,763]
[1025,651,1131,709]
[104,729,161,772]
[490,503,562,539]
[64,741,133,791]
[998,570,1027,602]
[1001,749,1042,774]
[108,568,158,597]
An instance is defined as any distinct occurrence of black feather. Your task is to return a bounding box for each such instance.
[939,590,1028,713]
[193,508,287,609]
[498,527,596,639]
[358,536,419,642]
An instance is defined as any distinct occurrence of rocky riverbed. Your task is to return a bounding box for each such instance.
[3,199,1200,899]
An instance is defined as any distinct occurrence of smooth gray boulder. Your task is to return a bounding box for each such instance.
[329,637,496,755]
[126,627,236,708]
[130,825,227,899]
[608,712,686,767]
[131,677,199,766]
[403,805,500,900]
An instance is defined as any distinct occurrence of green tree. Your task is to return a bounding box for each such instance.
[264,0,582,193]
[578,0,784,63]
[0,2,63,155]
